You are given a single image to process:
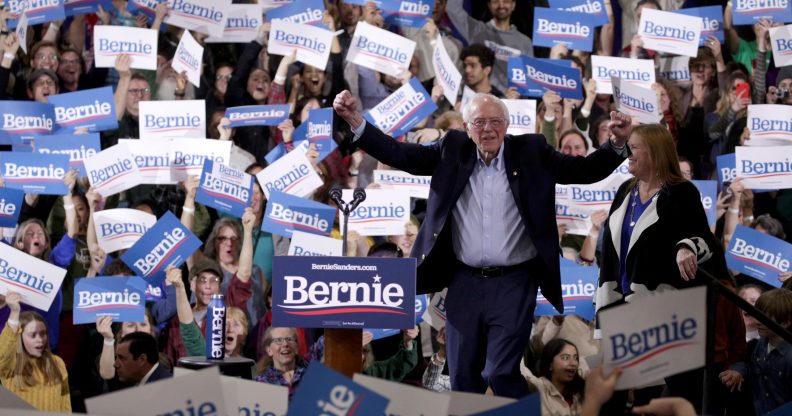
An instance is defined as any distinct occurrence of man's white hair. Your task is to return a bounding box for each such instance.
[462,93,510,124]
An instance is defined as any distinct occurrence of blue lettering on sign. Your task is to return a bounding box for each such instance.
[99,222,149,239]
[349,203,406,222]
[238,404,276,416]
[0,258,54,295]
[274,30,327,55]
[89,158,135,186]
[159,400,217,416]
[740,158,792,177]
[641,20,696,42]
[98,39,153,56]
[171,0,224,24]
[613,85,656,114]
[143,114,201,132]
[354,35,409,65]
[262,164,310,194]
[609,315,697,365]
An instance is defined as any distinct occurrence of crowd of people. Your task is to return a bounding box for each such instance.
[0,0,792,415]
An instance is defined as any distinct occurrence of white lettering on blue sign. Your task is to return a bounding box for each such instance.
[54,101,112,125]
[3,114,53,132]
[317,385,356,416]
[735,0,788,13]
[77,288,141,308]
[536,19,591,38]
[526,64,578,89]
[201,172,250,202]
[4,163,64,179]
[132,228,186,275]
[39,145,97,160]
[269,202,329,232]
[731,237,791,271]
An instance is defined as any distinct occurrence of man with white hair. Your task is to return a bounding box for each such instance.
[334,90,631,397]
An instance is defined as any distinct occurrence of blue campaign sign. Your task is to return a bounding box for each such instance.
[548,0,609,27]
[121,211,203,287]
[264,142,287,165]
[145,282,164,302]
[733,0,792,25]
[381,0,434,28]
[0,101,56,140]
[365,293,428,338]
[261,191,336,238]
[508,55,583,99]
[293,108,337,163]
[675,6,724,45]
[533,8,597,52]
[717,153,736,190]
[48,87,118,133]
[7,0,66,28]
[536,262,596,321]
[470,394,541,415]
[367,328,400,340]
[266,0,325,26]
[272,256,417,329]
[34,133,100,177]
[195,159,254,218]
[73,276,147,324]
[287,361,390,416]
[0,152,69,195]
[727,225,792,287]
[769,401,792,415]
[537,58,574,67]
[691,180,717,227]
[127,0,161,23]
[65,0,114,17]
[364,78,438,138]
[225,104,291,127]
[0,187,25,228]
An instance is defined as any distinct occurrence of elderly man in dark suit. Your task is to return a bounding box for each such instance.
[333,90,631,397]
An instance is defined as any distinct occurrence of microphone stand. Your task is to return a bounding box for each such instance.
[330,187,366,256]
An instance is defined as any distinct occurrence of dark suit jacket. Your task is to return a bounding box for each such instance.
[354,123,625,312]
[143,363,173,384]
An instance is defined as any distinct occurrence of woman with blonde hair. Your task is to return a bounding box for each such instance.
[0,292,69,412]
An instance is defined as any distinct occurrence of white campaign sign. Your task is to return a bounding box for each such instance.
[93,209,157,254]
[120,139,174,185]
[770,24,792,68]
[267,19,333,71]
[556,184,593,235]
[93,26,158,71]
[591,56,654,95]
[502,99,537,136]
[341,188,410,236]
[736,145,792,190]
[171,30,203,88]
[600,286,707,390]
[353,374,451,416]
[256,147,323,199]
[164,0,229,38]
[567,159,632,214]
[138,100,206,139]
[373,169,431,199]
[659,56,691,86]
[0,242,66,311]
[220,376,288,416]
[611,76,662,124]
[83,143,141,197]
[421,288,447,331]
[165,138,232,182]
[747,104,792,145]
[86,367,226,416]
[16,13,28,55]
[288,230,343,256]
[639,8,702,57]
[347,21,416,77]
[432,34,462,105]
[205,4,261,43]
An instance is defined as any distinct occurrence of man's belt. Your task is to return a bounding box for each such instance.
[458,260,532,278]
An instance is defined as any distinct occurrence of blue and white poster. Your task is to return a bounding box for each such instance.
[287,361,390,416]
[264,139,309,166]
[65,0,114,17]
[726,225,792,287]
[261,191,336,238]
[536,262,596,321]
[0,187,24,228]
[293,108,336,163]
[127,0,161,23]
[717,153,736,190]
[266,0,325,26]
[0,101,56,140]
[225,104,291,128]
[121,211,202,287]
[195,159,254,218]
[732,0,792,25]
[73,276,147,324]
[508,55,583,99]
[469,395,541,416]
[272,255,417,329]
[366,293,428,340]
[691,180,717,227]
[34,133,100,177]
[532,8,597,52]
[381,0,434,28]
[675,6,724,45]
[548,0,609,27]
[0,152,69,195]
[364,78,438,138]
[6,0,65,28]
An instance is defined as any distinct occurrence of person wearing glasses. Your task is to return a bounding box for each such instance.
[255,327,324,401]
[333,90,628,398]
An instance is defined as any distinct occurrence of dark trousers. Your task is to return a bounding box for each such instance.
[444,263,538,398]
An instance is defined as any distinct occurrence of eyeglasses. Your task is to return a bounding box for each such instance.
[34,54,58,62]
[215,74,232,81]
[270,336,297,345]
[33,79,55,88]
[470,117,505,129]
[196,276,221,285]
[216,236,240,244]
[127,88,151,96]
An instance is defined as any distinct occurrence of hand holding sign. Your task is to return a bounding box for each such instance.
[5,291,21,313]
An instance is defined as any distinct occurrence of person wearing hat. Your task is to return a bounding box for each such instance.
[27,68,59,104]
[161,258,253,365]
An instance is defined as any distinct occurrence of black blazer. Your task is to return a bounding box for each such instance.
[354,123,625,312]
[143,363,173,384]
